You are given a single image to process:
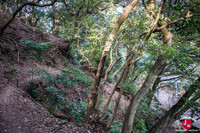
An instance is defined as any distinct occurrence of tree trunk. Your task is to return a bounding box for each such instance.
[146,67,164,106]
[51,0,59,34]
[106,56,131,129]
[85,0,138,121]
[95,53,128,112]
[122,56,166,133]
[96,55,131,121]
[122,1,170,131]
[148,77,200,133]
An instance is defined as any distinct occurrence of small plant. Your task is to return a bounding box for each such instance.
[3,66,18,80]
[133,119,148,133]
[20,38,52,61]
[109,121,122,133]
[4,66,18,74]
[27,67,91,123]
[1,43,15,52]
[66,101,87,123]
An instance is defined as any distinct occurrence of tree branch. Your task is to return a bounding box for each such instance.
[142,0,147,10]
[144,0,166,41]
[154,13,200,32]
[138,12,200,39]
[0,0,57,35]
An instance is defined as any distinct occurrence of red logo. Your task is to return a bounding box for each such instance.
[182,119,192,129]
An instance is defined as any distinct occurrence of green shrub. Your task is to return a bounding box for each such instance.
[109,121,122,133]
[28,84,87,123]
[133,119,148,133]
[28,66,91,88]
[27,67,91,123]
[20,38,52,61]
[133,98,157,131]
[66,101,87,123]
[4,66,18,74]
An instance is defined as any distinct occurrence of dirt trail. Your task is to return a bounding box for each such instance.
[0,61,69,133]
[0,60,107,133]
[0,85,64,133]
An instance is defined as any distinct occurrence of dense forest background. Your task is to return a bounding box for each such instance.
[0,0,199,133]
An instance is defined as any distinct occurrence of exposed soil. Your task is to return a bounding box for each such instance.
[1,9,194,133]
[0,10,107,132]
[0,58,109,133]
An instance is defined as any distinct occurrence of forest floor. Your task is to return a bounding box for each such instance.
[0,10,194,132]
[0,57,130,133]
[0,10,129,132]
[0,59,98,133]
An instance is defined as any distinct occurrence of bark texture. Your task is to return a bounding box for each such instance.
[106,54,132,128]
[122,56,166,133]
[85,0,138,121]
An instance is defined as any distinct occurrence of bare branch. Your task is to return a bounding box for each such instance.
[142,0,147,10]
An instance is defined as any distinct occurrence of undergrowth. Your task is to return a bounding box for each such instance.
[28,66,91,123]
[28,66,91,88]
[20,38,52,61]
[109,121,122,133]
[133,98,157,132]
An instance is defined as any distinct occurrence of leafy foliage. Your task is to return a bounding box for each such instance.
[28,66,91,88]
[28,66,91,123]
[20,38,52,61]
[66,101,87,123]
[133,119,148,133]
[109,121,122,133]
[29,84,87,123]
[134,98,158,131]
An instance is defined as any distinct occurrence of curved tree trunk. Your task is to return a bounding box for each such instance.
[95,53,128,113]
[106,56,132,129]
[0,0,57,36]
[85,0,139,121]
[122,56,166,133]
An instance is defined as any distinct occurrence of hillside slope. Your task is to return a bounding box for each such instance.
[0,10,130,133]
[0,10,105,133]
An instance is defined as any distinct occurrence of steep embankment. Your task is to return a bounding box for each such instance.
[0,10,131,133]
[0,10,106,133]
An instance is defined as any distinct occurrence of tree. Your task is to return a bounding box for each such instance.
[149,77,200,133]
[0,0,57,36]
[121,0,200,131]
[85,0,139,121]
